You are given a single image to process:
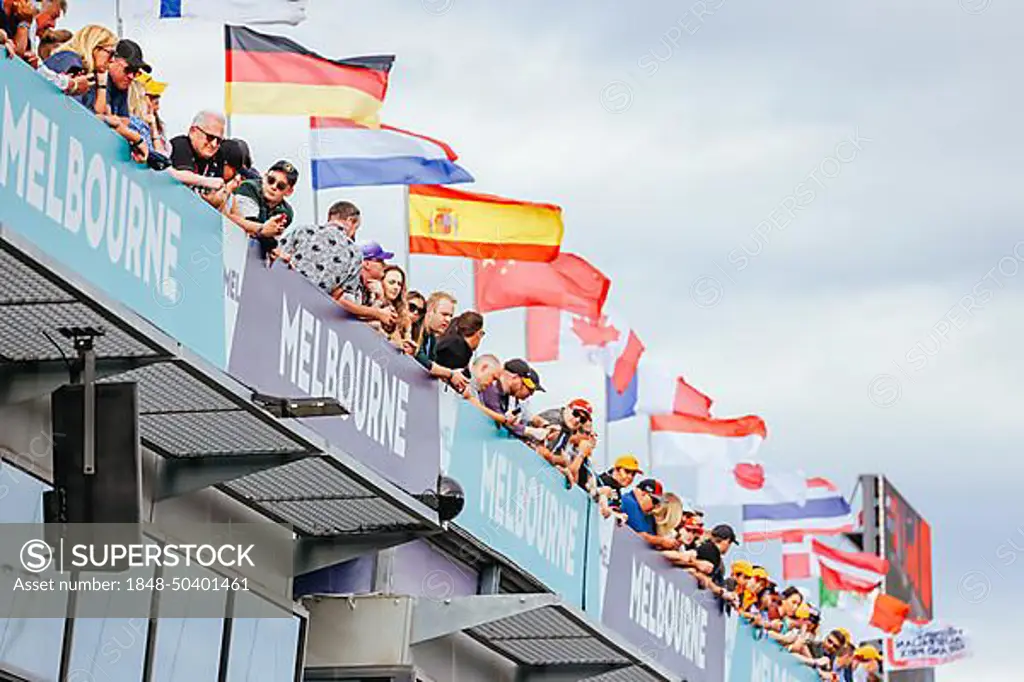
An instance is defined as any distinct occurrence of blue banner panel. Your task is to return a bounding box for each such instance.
[0,58,227,367]
[445,400,592,608]
[601,526,727,682]
[228,244,441,494]
[729,620,821,682]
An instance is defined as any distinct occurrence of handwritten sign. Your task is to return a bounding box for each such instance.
[887,622,970,669]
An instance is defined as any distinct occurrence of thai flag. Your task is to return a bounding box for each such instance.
[742,476,855,543]
[525,307,644,421]
[156,0,308,24]
[310,118,473,189]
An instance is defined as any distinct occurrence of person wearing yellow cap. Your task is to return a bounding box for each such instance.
[593,454,642,518]
[853,644,883,681]
[135,72,169,155]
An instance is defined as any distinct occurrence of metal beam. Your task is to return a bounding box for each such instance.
[295,529,440,577]
[410,594,560,645]
[516,663,632,682]
[0,357,163,405]
[154,452,310,500]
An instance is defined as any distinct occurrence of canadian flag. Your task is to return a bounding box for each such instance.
[526,306,645,406]
[526,308,712,421]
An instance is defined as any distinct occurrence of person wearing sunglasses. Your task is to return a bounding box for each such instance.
[169,110,227,192]
[229,160,297,256]
[69,38,148,119]
[406,290,427,344]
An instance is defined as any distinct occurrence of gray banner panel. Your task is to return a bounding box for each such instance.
[0,524,294,618]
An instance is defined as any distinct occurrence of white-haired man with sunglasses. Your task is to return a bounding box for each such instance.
[169,110,227,192]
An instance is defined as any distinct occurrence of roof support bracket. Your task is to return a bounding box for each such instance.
[0,357,164,405]
[154,451,310,500]
[410,594,560,645]
[294,529,441,577]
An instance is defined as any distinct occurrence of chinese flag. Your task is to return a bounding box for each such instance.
[869,593,911,634]
[474,253,610,320]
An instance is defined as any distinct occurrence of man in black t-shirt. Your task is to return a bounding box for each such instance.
[694,523,740,587]
[169,110,226,193]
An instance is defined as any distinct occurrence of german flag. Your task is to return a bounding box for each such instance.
[225,26,393,123]
[409,185,564,262]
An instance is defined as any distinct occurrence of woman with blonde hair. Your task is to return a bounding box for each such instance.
[45,25,148,118]
[43,24,117,77]
[653,492,684,538]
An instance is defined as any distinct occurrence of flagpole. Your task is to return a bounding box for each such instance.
[402,184,412,282]
[115,0,124,37]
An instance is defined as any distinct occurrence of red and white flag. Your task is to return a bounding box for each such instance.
[635,364,713,417]
[649,413,767,467]
[781,532,818,580]
[526,307,644,393]
[813,538,889,594]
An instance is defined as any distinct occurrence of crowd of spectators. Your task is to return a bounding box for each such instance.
[2,3,295,247]
[2,8,886,680]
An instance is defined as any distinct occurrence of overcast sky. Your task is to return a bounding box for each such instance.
[67,1,1024,678]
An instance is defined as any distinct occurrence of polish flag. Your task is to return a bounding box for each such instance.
[649,413,767,467]
[813,539,890,595]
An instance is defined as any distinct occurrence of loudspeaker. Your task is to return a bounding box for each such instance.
[46,383,143,554]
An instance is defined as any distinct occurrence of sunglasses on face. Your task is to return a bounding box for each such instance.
[265,177,291,191]
[408,303,424,315]
[194,127,223,146]
[572,409,591,422]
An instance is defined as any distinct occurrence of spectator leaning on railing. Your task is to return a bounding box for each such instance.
[277,201,395,331]
[32,24,113,96]
[407,290,426,343]
[169,110,227,192]
[50,35,149,118]
[477,359,544,436]
[2,0,65,65]
[412,292,469,390]
[367,264,412,346]
[229,160,297,255]
[591,454,641,518]
[434,311,485,374]
[135,72,169,154]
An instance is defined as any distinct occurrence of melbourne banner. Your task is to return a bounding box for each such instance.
[228,243,440,494]
[443,399,596,608]
[729,620,819,682]
[0,57,227,367]
[601,526,726,682]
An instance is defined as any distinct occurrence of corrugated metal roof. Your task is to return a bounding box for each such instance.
[0,237,436,539]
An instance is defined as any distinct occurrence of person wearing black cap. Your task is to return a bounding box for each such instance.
[477,359,546,438]
[230,159,297,257]
[619,478,663,536]
[86,38,149,119]
[694,523,739,587]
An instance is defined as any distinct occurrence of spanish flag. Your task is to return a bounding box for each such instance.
[408,185,563,262]
[225,26,393,123]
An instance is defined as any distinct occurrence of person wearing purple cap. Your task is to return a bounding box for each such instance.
[279,201,394,329]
